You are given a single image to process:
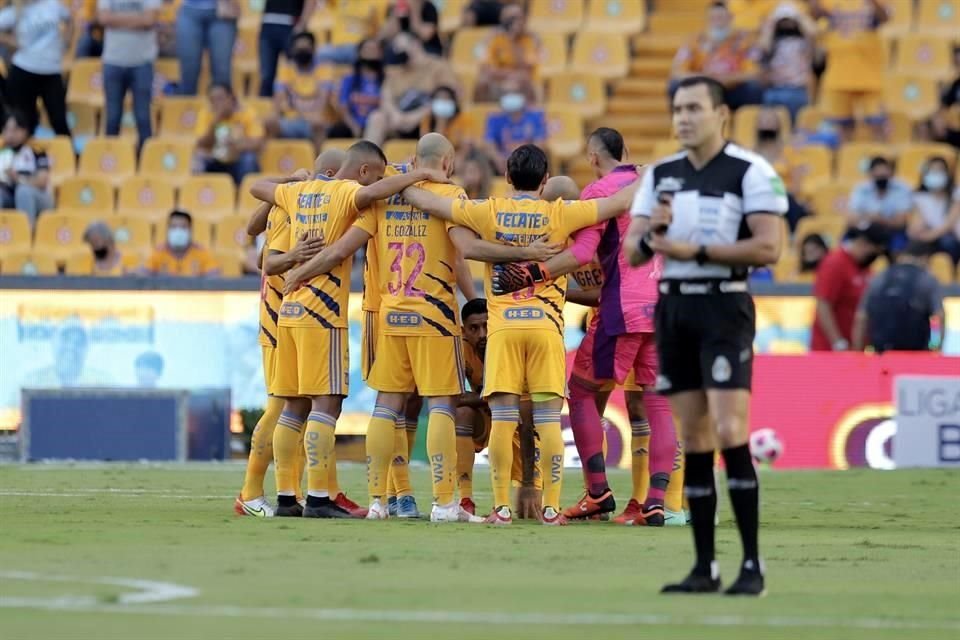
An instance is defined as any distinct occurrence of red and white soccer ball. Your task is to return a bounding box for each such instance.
[749,428,783,464]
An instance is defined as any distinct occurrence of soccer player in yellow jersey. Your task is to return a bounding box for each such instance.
[252,141,447,518]
[401,143,639,524]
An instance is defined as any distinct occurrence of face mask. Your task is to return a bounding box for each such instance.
[775,21,801,37]
[167,227,191,250]
[392,51,409,66]
[292,49,313,67]
[93,247,109,260]
[708,26,730,42]
[923,171,948,191]
[800,258,820,272]
[757,129,779,142]
[431,98,456,119]
[873,176,890,191]
[500,92,525,112]
[359,57,382,73]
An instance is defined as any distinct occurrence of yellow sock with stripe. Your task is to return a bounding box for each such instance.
[455,420,475,500]
[389,417,413,498]
[367,405,401,500]
[305,411,338,498]
[240,396,283,501]
[665,439,685,513]
[489,407,519,508]
[427,404,457,505]
[406,420,417,457]
[630,418,651,503]
[533,407,564,511]
[273,411,304,499]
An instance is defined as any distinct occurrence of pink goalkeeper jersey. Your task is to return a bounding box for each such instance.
[569,165,662,334]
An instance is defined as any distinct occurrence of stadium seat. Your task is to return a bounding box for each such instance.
[795,105,822,132]
[64,251,94,276]
[0,250,59,275]
[794,217,848,251]
[139,139,196,187]
[213,249,244,277]
[490,177,511,197]
[33,211,91,261]
[836,143,892,182]
[0,209,31,255]
[329,13,375,47]
[547,73,606,120]
[157,96,204,139]
[929,252,956,284]
[773,250,799,283]
[238,0,264,30]
[570,32,628,80]
[809,182,856,219]
[871,254,889,274]
[31,136,76,187]
[883,74,939,120]
[538,33,569,79]
[57,176,115,214]
[78,138,137,186]
[438,0,469,33]
[383,139,417,164]
[214,215,252,255]
[107,215,154,256]
[783,145,833,196]
[232,26,259,75]
[895,34,954,79]
[116,177,177,222]
[732,105,791,149]
[321,138,360,153]
[545,109,584,161]
[66,59,104,107]
[915,0,960,35]
[247,97,275,120]
[585,0,647,34]
[468,104,500,137]
[178,175,237,222]
[65,102,100,137]
[156,217,213,248]
[897,143,958,182]
[153,59,181,95]
[260,140,316,175]
[651,139,682,160]
[852,111,912,145]
[450,28,493,77]
[879,0,914,39]
[236,173,268,215]
[528,0,584,35]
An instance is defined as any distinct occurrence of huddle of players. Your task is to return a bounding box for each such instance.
[232,128,685,526]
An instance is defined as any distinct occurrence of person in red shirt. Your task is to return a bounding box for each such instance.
[811,223,889,351]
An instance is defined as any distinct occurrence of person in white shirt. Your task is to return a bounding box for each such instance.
[907,155,960,264]
[0,111,52,225]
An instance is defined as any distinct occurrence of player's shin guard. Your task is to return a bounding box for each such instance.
[273,411,305,500]
[665,440,685,513]
[305,411,337,498]
[722,444,761,568]
[533,408,563,512]
[489,407,520,508]
[685,451,718,576]
[366,406,401,500]
[568,379,607,496]
[644,392,677,507]
[630,418,651,502]
[455,422,475,500]
[389,418,413,498]
[426,405,457,505]
[241,396,284,501]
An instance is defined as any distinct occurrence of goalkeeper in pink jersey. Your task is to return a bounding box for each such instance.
[493,128,678,525]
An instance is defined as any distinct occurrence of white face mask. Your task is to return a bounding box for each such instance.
[167,227,191,250]
[708,26,731,42]
[431,98,456,119]
[923,171,948,191]
[500,92,525,113]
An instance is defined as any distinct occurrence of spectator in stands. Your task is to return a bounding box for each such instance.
[420,86,476,162]
[99,0,161,151]
[83,221,141,276]
[458,151,492,199]
[75,0,104,57]
[848,156,912,252]
[670,1,762,111]
[257,0,315,97]
[811,222,888,351]
[809,0,888,139]
[364,32,457,146]
[929,45,960,149]
[176,0,237,96]
[752,107,808,231]
[757,2,817,124]
[196,83,264,185]
[266,31,332,150]
[799,232,828,273]
[382,0,443,62]
[908,156,960,264]
[146,210,220,276]
[483,75,545,173]
[462,0,506,27]
[853,241,945,353]
[475,3,541,102]
[0,112,51,226]
[328,38,384,139]
[0,0,72,137]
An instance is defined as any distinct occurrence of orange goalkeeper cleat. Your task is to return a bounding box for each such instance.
[561,490,616,520]
[334,492,368,519]
[612,498,643,525]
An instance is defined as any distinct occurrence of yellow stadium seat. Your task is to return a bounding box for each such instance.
[895,34,953,79]
[107,215,154,255]
[195,61,251,97]
[329,14,374,47]
[65,102,100,137]
[321,138,360,152]
[31,136,76,186]
[794,217,848,251]
[260,140,316,175]
[438,0,469,33]
[384,139,417,165]
[178,175,237,222]
[78,138,137,186]
[773,250,799,283]
[33,211,90,261]
[929,252,956,284]
[795,105,822,131]
[870,254,889,275]
[585,0,647,34]
[247,97,274,120]
[916,0,960,35]
[528,0,584,35]
[0,209,31,254]
[467,104,500,137]
[237,173,268,215]
[547,73,605,120]
[570,32,628,80]
[646,11,703,35]
[809,182,856,219]
[238,0,264,30]
[732,105,790,149]
[880,0,914,38]
[545,109,584,161]
[232,26,259,75]
[783,145,833,196]
[158,96,204,139]
[897,143,957,183]
[139,139,195,187]
[537,33,568,79]
[214,215,251,254]
[64,251,94,276]
[154,59,181,91]
[836,143,892,181]
[490,177,511,198]
[884,74,939,120]
[854,111,912,145]
[651,139,682,160]
[214,249,244,277]
[66,59,104,107]
[116,176,177,221]
[156,217,213,248]
[57,176,115,214]
[450,28,493,77]
[0,250,59,275]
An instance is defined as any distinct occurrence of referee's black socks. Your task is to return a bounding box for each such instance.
[722,444,761,571]
[684,451,718,577]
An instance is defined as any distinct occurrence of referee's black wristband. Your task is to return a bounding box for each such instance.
[638,233,654,259]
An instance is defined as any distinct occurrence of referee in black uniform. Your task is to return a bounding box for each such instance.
[624,76,787,596]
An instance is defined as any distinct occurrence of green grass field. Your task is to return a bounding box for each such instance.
[1,464,958,640]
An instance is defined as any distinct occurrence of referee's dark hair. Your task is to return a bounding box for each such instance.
[673,75,727,108]
[507,144,549,191]
[461,298,487,323]
[588,128,625,162]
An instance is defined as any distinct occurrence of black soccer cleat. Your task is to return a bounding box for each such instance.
[724,562,766,597]
[274,503,304,517]
[302,502,352,519]
[661,570,722,595]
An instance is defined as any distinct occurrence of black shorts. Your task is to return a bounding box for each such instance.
[654,291,756,395]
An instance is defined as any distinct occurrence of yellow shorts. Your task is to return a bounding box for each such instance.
[361,310,378,381]
[367,334,466,397]
[483,329,566,398]
[272,325,349,397]
[820,89,883,121]
[261,345,278,394]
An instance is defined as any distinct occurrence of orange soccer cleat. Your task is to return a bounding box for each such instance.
[561,490,616,520]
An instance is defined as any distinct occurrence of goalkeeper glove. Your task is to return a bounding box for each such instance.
[491,262,551,296]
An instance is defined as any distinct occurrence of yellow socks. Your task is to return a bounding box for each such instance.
[305,411,337,497]
[426,404,457,505]
[389,417,413,498]
[533,407,563,511]
[665,438,685,513]
[456,419,476,500]
[630,418,651,503]
[366,405,400,500]
[273,411,304,497]
[488,407,519,508]
[240,396,283,501]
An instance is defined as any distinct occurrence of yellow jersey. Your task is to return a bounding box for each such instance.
[362,164,407,313]
[258,206,288,347]
[195,104,265,140]
[819,0,886,92]
[269,176,363,329]
[355,180,467,337]
[92,252,141,277]
[451,195,599,335]
[146,245,219,276]
[275,61,334,117]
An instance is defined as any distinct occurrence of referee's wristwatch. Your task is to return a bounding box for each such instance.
[694,244,709,266]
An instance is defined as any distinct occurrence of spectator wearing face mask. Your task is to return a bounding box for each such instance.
[329,38,384,139]
[266,31,333,150]
[420,86,475,160]
[475,3,541,102]
[482,78,545,173]
[670,1,762,111]
[752,107,808,231]
[799,232,828,273]
[757,2,817,124]
[83,221,141,276]
[256,0,316,97]
[146,210,220,276]
[907,156,960,264]
[848,156,912,252]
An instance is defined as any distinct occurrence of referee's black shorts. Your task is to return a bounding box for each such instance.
[654,289,756,395]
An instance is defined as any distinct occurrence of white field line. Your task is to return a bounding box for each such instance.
[0,571,197,605]
[0,491,231,499]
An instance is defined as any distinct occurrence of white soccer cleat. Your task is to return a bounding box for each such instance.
[430,501,484,523]
[366,499,389,520]
[234,495,274,518]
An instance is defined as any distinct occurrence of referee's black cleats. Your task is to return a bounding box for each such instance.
[724,561,766,597]
[660,569,722,595]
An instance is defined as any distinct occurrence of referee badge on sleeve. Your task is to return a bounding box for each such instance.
[711,356,732,383]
